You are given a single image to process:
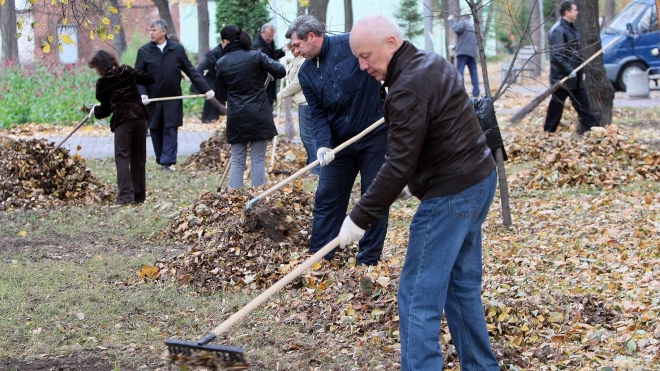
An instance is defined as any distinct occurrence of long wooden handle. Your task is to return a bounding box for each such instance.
[246,117,386,209]
[209,237,340,337]
[42,109,94,164]
[148,94,205,102]
[558,36,620,85]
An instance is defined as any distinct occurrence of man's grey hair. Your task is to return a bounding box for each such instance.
[285,15,325,40]
[150,19,168,32]
[261,23,276,33]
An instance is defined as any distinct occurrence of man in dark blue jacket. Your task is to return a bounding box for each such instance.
[285,14,388,266]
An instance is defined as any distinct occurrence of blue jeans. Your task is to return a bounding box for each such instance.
[228,139,268,189]
[309,128,388,265]
[399,170,499,371]
[298,105,320,175]
[456,55,480,97]
[150,126,178,166]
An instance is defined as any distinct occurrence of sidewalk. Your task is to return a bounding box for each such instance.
[46,131,212,159]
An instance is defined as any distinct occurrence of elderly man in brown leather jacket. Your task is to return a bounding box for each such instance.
[339,15,500,371]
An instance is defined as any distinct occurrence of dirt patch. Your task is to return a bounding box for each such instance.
[1,352,124,371]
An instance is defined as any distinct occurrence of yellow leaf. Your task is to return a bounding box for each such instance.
[372,308,384,316]
[58,43,63,53]
[42,42,51,54]
[15,32,22,39]
[62,17,67,25]
[59,34,75,45]
[90,30,95,40]
[126,2,132,8]
[108,5,118,13]
[17,17,25,31]
[346,304,355,316]
[102,17,110,25]
[113,25,121,34]
[18,230,27,237]
[107,34,114,40]
[311,262,321,270]
[137,265,160,279]
[28,0,35,3]
[61,0,67,4]
[0,0,4,6]
[51,0,56,4]
[47,35,53,43]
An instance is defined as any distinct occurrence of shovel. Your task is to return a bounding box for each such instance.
[246,117,386,209]
[165,237,340,367]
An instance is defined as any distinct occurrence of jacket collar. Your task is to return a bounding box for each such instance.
[559,17,575,29]
[384,41,416,87]
[316,34,330,60]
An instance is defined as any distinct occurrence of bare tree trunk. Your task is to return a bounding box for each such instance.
[576,0,614,129]
[441,0,451,58]
[0,0,19,62]
[107,0,127,56]
[343,0,353,32]
[602,0,615,30]
[153,0,177,35]
[528,0,541,77]
[197,0,210,63]
[448,0,459,64]
[308,0,329,27]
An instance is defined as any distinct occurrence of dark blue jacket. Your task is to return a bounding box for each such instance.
[298,33,385,149]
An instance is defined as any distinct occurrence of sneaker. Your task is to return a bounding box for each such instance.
[162,165,176,172]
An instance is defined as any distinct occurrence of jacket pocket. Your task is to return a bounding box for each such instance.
[448,179,485,219]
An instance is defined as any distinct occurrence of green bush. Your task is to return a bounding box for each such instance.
[0,59,201,128]
[121,28,150,66]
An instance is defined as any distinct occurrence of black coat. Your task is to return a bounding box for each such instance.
[252,34,285,104]
[135,39,211,129]
[549,18,584,90]
[94,65,155,132]
[215,43,286,144]
[191,44,224,94]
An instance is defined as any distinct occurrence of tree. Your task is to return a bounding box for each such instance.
[216,0,270,40]
[602,0,615,29]
[395,0,423,40]
[108,0,127,56]
[154,0,177,35]
[344,0,353,31]
[576,0,614,129]
[307,0,329,27]
[197,0,210,63]
[0,0,19,62]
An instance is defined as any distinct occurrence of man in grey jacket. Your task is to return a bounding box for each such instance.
[449,14,480,97]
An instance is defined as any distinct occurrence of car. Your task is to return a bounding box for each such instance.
[601,0,659,91]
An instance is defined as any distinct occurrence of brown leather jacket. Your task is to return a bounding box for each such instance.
[94,65,154,131]
[349,41,495,229]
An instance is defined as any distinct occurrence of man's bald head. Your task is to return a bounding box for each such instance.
[350,15,404,81]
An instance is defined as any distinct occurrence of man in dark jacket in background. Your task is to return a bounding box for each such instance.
[253,23,286,109]
[286,14,388,266]
[344,14,499,371]
[193,44,224,123]
[449,14,480,97]
[135,19,215,171]
[545,0,598,133]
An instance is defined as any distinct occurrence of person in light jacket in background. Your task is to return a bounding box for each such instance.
[277,45,320,177]
[215,25,286,189]
[449,14,480,97]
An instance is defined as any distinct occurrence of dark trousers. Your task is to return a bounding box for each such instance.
[299,105,320,175]
[456,55,480,97]
[150,126,178,166]
[544,86,599,132]
[309,128,389,265]
[201,100,223,122]
[114,119,147,204]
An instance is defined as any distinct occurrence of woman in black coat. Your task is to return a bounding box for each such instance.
[88,50,155,205]
[216,25,286,189]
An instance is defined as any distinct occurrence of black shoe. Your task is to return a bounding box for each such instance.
[162,165,175,172]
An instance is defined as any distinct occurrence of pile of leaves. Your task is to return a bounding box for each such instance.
[0,137,111,210]
[506,125,660,190]
[183,129,310,176]
[156,184,327,292]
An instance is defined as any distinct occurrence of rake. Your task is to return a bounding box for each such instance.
[165,236,341,368]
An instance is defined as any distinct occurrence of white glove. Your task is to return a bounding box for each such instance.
[141,95,150,105]
[398,185,413,200]
[317,147,335,167]
[205,90,215,100]
[447,14,454,21]
[338,216,366,248]
[652,48,659,57]
[568,70,577,79]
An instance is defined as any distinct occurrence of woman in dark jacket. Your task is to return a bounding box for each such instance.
[88,50,155,205]
[216,25,286,189]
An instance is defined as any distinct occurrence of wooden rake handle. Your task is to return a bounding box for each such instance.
[204,237,340,340]
[148,94,206,102]
[246,117,386,209]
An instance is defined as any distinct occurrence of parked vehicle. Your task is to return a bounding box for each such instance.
[601,0,659,91]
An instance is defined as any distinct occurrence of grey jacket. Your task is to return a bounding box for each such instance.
[450,19,478,59]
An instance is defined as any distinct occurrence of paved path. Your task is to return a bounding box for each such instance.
[46,131,212,159]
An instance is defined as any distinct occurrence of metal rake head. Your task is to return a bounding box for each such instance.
[166,339,248,369]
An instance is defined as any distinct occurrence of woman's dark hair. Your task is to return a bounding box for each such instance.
[220,25,252,50]
[88,50,119,75]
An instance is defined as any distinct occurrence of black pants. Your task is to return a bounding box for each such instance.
[114,119,147,204]
[150,126,178,166]
[544,86,598,132]
[201,100,223,122]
